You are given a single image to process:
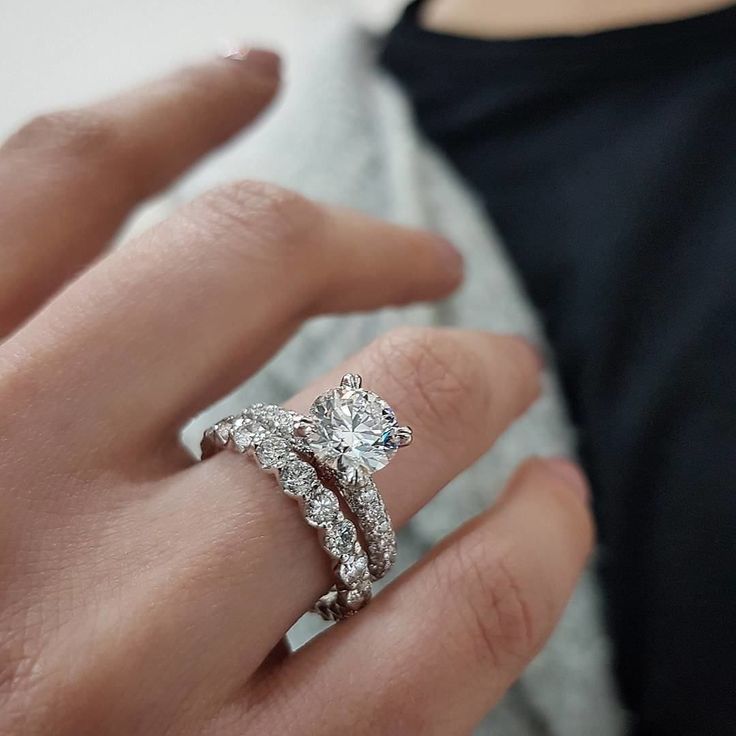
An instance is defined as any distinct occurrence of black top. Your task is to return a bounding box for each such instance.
[383,3,736,735]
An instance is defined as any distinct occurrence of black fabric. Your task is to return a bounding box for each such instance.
[382,4,736,735]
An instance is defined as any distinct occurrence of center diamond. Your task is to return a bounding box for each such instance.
[306,385,399,485]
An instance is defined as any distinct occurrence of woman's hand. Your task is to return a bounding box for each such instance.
[0,50,593,735]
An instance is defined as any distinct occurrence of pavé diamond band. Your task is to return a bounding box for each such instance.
[201,408,372,621]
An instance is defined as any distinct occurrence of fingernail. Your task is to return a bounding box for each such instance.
[543,457,590,505]
[434,236,464,281]
[221,45,281,78]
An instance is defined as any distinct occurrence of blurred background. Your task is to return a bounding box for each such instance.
[0,0,397,138]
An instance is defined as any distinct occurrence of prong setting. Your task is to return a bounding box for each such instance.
[394,425,413,448]
[293,414,314,438]
[304,372,412,486]
[340,373,362,389]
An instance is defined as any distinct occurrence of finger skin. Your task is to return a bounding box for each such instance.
[0,185,463,476]
[234,458,594,736]
[0,53,279,335]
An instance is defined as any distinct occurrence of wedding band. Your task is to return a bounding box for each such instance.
[200,374,411,619]
[201,411,372,621]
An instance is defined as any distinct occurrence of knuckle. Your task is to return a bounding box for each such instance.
[195,180,324,256]
[371,326,490,433]
[6,109,119,161]
[438,534,541,668]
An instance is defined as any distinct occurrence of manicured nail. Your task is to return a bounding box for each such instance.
[543,457,590,504]
[434,236,464,280]
[221,44,281,78]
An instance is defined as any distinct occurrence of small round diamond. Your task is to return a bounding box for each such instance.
[255,436,289,469]
[307,385,400,485]
[326,519,358,557]
[230,428,253,451]
[357,488,379,507]
[304,493,339,527]
[230,415,264,451]
[262,405,281,429]
[274,409,296,433]
[279,459,319,497]
[338,556,369,586]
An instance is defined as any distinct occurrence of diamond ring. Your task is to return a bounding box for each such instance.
[293,373,411,579]
[199,375,409,620]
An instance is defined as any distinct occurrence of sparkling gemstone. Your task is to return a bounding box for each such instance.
[280,459,319,497]
[326,519,358,557]
[262,405,281,429]
[230,427,254,451]
[274,410,295,433]
[307,386,399,485]
[304,493,339,526]
[358,488,379,508]
[231,415,263,451]
[339,556,368,585]
[255,436,289,469]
